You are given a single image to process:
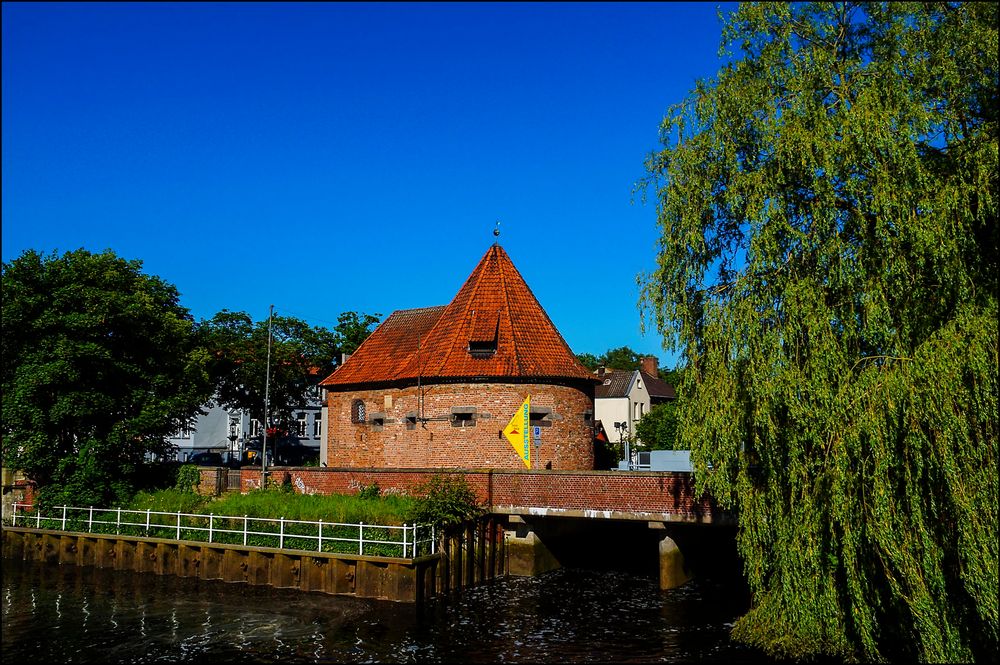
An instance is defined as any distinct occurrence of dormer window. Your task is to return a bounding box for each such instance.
[469,339,497,357]
[468,309,499,358]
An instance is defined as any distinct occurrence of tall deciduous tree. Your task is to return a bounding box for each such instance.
[333,311,381,356]
[201,309,379,431]
[576,346,650,371]
[639,2,997,662]
[1,249,214,507]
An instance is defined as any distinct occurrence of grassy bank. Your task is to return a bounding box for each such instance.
[11,471,480,558]
[125,487,418,525]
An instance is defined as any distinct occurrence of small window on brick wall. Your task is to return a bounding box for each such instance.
[451,406,477,427]
[530,406,553,428]
[370,412,386,432]
[405,412,418,430]
[351,399,366,424]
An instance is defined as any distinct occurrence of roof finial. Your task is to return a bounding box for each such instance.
[493,220,501,244]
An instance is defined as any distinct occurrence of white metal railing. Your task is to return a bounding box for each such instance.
[7,503,436,559]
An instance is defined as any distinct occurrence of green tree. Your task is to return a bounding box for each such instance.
[1,249,213,507]
[334,311,381,356]
[634,402,680,451]
[201,309,379,431]
[639,3,997,662]
[599,345,643,370]
[201,310,335,431]
[576,346,651,371]
[575,352,601,371]
[657,366,683,387]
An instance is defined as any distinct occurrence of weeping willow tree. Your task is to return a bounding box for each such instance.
[639,2,997,662]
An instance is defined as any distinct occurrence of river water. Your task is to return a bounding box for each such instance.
[2,557,768,663]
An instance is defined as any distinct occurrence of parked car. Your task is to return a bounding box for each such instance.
[187,451,223,466]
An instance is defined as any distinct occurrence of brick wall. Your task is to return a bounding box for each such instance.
[325,382,594,471]
[239,467,719,520]
[197,468,222,496]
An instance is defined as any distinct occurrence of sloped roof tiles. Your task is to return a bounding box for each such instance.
[594,369,634,398]
[594,369,677,400]
[640,370,677,400]
[320,245,596,388]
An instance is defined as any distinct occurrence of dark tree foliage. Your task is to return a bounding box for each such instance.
[201,310,334,430]
[634,402,680,451]
[639,2,997,662]
[406,474,484,531]
[576,346,662,372]
[575,352,602,372]
[599,345,644,371]
[334,311,381,356]
[201,309,379,430]
[1,249,213,507]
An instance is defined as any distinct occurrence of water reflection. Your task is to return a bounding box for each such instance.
[2,557,767,663]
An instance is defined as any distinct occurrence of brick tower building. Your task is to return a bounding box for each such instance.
[319,244,599,470]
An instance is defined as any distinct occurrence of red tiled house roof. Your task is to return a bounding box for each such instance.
[320,245,596,389]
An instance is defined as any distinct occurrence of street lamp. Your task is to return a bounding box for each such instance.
[614,421,630,470]
[228,418,239,464]
[262,304,274,485]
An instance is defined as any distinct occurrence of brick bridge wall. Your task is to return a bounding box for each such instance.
[240,467,722,522]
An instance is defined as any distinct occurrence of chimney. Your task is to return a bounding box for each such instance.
[640,356,658,376]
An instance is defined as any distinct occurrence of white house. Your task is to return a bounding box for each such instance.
[593,356,676,466]
[167,387,325,464]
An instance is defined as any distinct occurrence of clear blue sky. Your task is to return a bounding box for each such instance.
[3,1,736,370]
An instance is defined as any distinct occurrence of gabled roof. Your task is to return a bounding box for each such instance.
[640,369,676,400]
[320,245,596,388]
[594,369,634,398]
[594,368,678,401]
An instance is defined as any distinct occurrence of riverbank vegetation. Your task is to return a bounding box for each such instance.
[1,248,379,510]
[639,3,997,662]
[126,485,418,526]
[122,470,483,530]
[11,475,478,558]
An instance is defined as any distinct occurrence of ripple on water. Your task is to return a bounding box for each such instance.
[2,559,766,663]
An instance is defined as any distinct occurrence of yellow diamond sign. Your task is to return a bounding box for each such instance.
[503,395,531,468]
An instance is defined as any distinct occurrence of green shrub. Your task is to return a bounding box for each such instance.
[174,464,201,492]
[407,474,483,529]
[357,482,381,500]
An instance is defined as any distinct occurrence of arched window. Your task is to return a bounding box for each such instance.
[351,399,366,424]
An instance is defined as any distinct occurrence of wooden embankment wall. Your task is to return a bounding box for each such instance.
[2,516,505,604]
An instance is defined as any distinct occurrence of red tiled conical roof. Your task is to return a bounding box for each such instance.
[320,245,595,388]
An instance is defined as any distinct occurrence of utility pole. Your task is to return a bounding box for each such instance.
[261,304,274,485]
